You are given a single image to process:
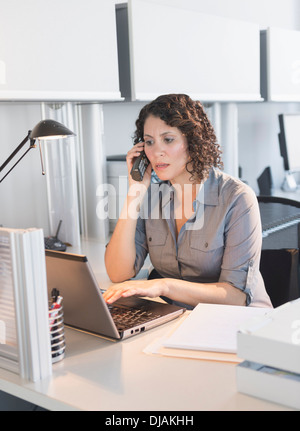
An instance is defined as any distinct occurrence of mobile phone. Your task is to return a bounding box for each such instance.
[130,151,150,181]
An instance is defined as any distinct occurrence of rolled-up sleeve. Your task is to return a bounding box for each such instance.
[218,186,262,305]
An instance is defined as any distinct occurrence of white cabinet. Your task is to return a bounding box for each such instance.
[0,0,122,101]
[119,0,261,102]
[261,27,300,101]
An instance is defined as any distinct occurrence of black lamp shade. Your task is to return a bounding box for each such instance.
[29,119,75,140]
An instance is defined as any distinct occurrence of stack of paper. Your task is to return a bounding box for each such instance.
[144,303,269,363]
[236,299,300,409]
[0,227,52,381]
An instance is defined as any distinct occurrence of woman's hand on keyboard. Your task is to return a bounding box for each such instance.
[103,279,170,304]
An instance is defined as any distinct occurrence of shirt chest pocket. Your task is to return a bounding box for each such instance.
[147,228,168,247]
[189,233,224,253]
[146,228,169,271]
[180,232,225,279]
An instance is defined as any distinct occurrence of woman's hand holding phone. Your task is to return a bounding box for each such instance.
[127,142,152,188]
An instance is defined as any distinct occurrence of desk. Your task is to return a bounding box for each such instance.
[0,320,292,411]
[272,188,300,201]
[0,240,293,411]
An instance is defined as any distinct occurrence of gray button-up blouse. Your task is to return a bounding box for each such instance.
[134,168,272,308]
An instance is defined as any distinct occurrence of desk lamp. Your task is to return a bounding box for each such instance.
[0,119,75,183]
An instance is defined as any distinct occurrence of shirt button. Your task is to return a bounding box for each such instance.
[204,242,208,248]
[149,237,152,242]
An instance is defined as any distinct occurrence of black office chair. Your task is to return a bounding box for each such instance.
[258,196,300,307]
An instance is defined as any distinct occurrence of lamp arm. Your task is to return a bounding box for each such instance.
[0,131,37,183]
[0,131,32,172]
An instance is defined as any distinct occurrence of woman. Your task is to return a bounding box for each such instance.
[104,94,272,308]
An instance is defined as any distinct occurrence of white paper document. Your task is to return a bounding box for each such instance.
[163,303,270,353]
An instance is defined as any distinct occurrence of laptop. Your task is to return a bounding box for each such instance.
[45,250,186,340]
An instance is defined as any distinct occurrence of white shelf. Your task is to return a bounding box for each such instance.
[261,27,300,102]
[0,0,122,101]
[122,0,261,102]
[0,91,123,103]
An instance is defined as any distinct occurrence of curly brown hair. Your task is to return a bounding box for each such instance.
[133,94,223,182]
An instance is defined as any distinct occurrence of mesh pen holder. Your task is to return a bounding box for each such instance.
[49,301,65,363]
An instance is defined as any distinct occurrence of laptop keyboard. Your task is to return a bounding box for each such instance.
[108,305,161,331]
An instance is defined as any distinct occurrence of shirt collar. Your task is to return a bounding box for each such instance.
[196,168,219,206]
[160,168,220,210]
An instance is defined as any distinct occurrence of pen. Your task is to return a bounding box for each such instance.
[50,296,62,310]
[51,288,60,302]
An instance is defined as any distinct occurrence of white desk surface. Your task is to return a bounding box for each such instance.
[272,188,300,201]
[0,239,292,411]
[0,321,292,412]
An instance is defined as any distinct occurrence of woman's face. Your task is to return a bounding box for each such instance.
[143,115,190,185]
